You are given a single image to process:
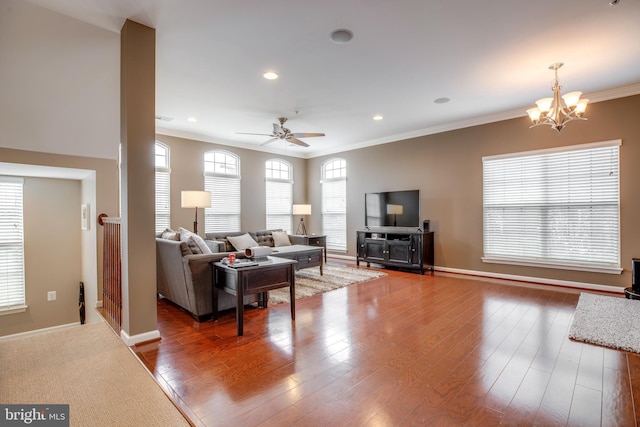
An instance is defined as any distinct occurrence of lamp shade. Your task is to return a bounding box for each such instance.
[181,191,211,208]
[292,204,312,215]
[387,204,403,215]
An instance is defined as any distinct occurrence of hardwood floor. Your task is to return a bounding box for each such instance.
[133,261,638,426]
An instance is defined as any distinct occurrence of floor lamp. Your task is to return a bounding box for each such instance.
[181,190,211,235]
[293,204,311,235]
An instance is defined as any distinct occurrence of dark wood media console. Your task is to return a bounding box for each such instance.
[356,228,434,275]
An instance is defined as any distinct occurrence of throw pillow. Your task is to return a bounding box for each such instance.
[272,230,291,247]
[227,233,259,251]
[178,227,212,255]
[160,228,180,241]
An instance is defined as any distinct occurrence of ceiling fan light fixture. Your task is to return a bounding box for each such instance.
[330,29,354,44]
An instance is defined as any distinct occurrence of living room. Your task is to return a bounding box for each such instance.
[1,1,640,424]
[1,0,640,336]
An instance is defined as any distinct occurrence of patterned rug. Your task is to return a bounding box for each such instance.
[268,264,387,304]
[569,292,640,353]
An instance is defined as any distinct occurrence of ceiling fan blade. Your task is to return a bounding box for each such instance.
[286,137,309,147]
[260,138,279,146]
[290,132,325,138]
[237,132,274,137]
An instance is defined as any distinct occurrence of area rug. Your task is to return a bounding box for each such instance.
[0,321,190,426]
[268,265,387,304]
[569,292,640,353]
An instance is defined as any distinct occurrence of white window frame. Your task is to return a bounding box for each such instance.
[265,159,293,233]
[321,158,347,252]
[0,176,27,315]
[155,142,171,233]
[204,150,241,233]
[482,140,621,274]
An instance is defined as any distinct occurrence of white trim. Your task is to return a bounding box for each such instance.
[0,305,28,316]
[95,300,103,308]
[481,257,622,275]
[434,266,624,294]
[482,139,622,162]
[120,329,161,347]
[327,253,353,260]
[0,322,80,342]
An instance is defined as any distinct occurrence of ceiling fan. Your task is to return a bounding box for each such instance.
[237,117,325,147]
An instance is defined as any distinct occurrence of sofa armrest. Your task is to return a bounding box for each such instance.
[204,239,224,253]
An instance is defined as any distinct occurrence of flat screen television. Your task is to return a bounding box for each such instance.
[365,190,420,228]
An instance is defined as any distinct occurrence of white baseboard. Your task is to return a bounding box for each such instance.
[120,329,161,347]
[95,300,103,308]
[327,253,354,261]
[434,266,624,294]
[0,322,81,342]
[339,254,624,294]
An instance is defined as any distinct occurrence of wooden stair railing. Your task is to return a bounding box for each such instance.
[101,216,122,333]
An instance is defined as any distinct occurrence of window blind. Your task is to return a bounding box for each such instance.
[204,175,241,233]
[482,140,621,272]
[322,178,347,251]
[155,169,170,233]
[266,180,293,233]
[155,143,171,233]
[0,177,25,310]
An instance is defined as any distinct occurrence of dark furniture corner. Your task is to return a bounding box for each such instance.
[288,234,327,262]
[213,256,297,336]
[356,229,434,275]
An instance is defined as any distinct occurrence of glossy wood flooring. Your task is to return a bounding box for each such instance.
[133,261,640,426]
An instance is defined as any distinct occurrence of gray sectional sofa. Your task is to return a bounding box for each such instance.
[156,228,323,321]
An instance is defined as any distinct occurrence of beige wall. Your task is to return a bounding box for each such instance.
[307,94,640,289]
[1,177,79,336]
[0,149,119,337]
[156,135,308,234]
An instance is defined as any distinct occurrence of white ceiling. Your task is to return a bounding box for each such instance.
[27,0,640,158]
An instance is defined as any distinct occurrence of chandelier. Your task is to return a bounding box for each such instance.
[526,63,589,133]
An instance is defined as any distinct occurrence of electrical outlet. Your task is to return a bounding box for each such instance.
[47,291,56,301]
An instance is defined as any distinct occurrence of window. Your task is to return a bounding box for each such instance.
[0,176,26,313]
[155,142,171,233]
[482,140,621,273]
[322,158,347,252]
[265,159,293,233]
[204,150,241,232]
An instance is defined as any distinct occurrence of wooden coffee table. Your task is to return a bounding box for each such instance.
[213,256,297,336]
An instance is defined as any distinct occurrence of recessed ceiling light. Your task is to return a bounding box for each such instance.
[330,29,354,44]
[186,117,197,123]
[373,115,384,121]
[434,97,450,104]
[263,71,279,80]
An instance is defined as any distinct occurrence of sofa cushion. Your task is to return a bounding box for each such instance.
[272,230,291,247]
[179,241,193,256]
[227,233,259,251]
[160,228,180,241]
[179,227,212,255]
